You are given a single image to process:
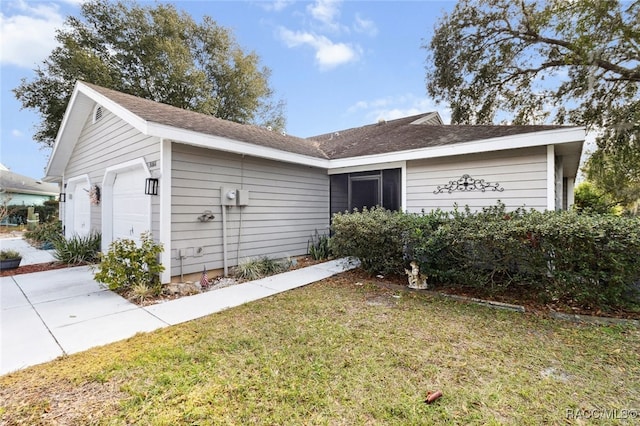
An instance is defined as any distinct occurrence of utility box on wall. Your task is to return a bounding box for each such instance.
[237,189,250,206]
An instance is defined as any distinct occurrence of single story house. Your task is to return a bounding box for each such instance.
[0,163,59,212]
[45,81,584,283]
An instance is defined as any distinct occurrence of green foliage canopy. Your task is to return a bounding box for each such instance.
[425,0,639,210]
[14,0,285,148]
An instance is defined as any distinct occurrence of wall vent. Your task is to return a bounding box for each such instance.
[93,105,103,123]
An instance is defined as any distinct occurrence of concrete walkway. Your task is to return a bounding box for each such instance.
[1,258,358,376]
[0,236,57,266]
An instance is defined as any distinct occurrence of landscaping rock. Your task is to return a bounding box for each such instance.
[164,281,202,296]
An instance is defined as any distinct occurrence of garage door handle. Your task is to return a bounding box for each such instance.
[130,227,134,235]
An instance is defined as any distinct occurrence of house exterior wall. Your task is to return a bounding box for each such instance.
[405,146,549,213]
[170,143,330,277]
[63,107,161,237]
[3,193,55,207]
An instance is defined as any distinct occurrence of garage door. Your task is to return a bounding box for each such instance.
[66,180,90,238]
[112,168,150,245]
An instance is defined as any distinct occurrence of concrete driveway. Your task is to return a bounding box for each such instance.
[1,245,358,376]
[1,266,168,375]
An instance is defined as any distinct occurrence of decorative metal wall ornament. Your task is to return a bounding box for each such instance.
[433,174,504,194]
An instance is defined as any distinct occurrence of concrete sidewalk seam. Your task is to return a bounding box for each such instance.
[13,277,68,357]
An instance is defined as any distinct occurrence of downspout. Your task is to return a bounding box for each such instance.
[222,205,229,276]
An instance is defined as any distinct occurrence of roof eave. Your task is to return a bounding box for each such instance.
[327,126,586,170]
[147,122,330,169]
[45,82,150,180]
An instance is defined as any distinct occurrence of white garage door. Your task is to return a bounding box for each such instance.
[112,168,150,245]
[66,180,91,238]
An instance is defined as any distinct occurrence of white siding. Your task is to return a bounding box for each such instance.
[171,144,329,276]
[64,108,161,237]
[406,146,548,213]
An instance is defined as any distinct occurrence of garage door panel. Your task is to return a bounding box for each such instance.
[112,168,150,244]
[66,181,91,238]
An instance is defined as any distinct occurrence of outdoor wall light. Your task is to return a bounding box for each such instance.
[59,193,66,202]
[145,178,159,195]
[197,210,215,222]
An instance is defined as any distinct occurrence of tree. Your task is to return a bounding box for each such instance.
[425,0,639,211]
[573,181,619,215]
[14,0,285,148]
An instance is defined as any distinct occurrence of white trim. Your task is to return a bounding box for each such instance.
[327,161,406,175]
[401,162,407,212]
[547,145,555,211]
[48,82,586,179]
[327,127,586,170]
[64,174,91,239]
[566,177,575,209]
[159,139,172,284]
[101,158,151,252]
[79,83,149,134]
[148,122,328,169]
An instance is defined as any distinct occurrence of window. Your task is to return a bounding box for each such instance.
[330,168,401,215]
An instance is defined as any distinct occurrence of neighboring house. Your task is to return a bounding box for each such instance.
[0,163,58,209]
[45,82,584,283]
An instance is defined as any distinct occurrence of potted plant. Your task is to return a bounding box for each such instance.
[0,249,22,270]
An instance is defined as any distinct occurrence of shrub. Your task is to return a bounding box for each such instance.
[23,220,63,249]
[330,204,640,311]
[308,230,331,260]
[234,256,290,281]
[3,201,59,226]
[330,207,413,275]
[93,232,164,294]
[53,232,101,264]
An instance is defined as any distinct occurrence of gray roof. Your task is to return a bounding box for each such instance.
[84,82,577,161]
[0,165,59,196]
[83,82,328,159]
[308,114,570,159]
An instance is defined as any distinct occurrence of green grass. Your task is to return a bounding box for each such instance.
[1,271,639,425]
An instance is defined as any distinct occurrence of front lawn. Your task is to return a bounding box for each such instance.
[1,270,639,425]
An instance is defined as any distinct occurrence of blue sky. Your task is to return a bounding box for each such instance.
[1,0,456,179]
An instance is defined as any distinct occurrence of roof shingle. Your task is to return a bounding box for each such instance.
[83,82,578,161]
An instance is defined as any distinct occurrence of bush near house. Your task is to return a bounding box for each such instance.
[330,205,640,311]
[53,231,101,264]
[94,232,164,296]
[2,201,59,226]
[23,220,63,249]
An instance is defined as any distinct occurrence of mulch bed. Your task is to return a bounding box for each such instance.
[0,262,79,277]
[342,268,640,321]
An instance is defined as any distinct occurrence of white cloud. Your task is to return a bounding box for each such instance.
[0,1,66,68]
[11,129,23,137]
[353,13,377,36]
[348,94,452,124]
[307,0,341,29]
[278,27,360,70]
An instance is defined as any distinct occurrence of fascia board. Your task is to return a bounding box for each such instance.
[146,122,330,169]
[77,83,149,133]
[45,85,84,179]
[326,126,586,170]
[327,161,406,175]
[45,82,150,179]
[3,188,59,196]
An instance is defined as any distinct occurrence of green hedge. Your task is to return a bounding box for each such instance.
[330,205,640,311]
[3,201,59,225]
